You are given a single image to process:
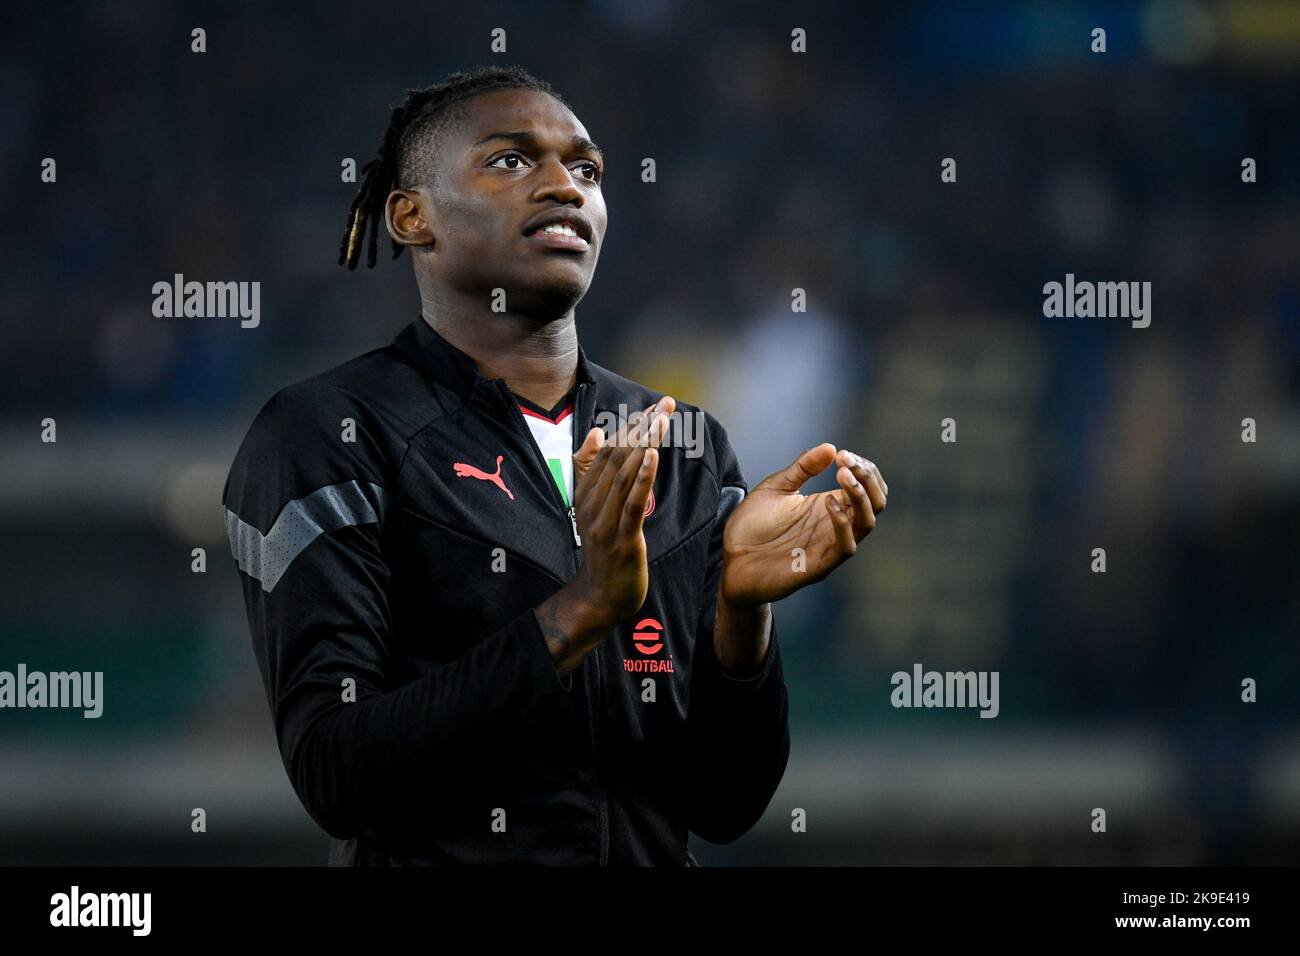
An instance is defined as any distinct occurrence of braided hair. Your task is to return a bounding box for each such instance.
[339,64,571,270]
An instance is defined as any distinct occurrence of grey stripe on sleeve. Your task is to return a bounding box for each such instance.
[225,480,389,593]
[718,485,746,523]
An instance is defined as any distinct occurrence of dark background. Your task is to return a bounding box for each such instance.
[2,0,1297,864]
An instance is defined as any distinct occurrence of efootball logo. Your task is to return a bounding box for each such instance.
[625,617,673,673]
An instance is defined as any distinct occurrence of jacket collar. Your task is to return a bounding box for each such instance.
[393,315,599,403]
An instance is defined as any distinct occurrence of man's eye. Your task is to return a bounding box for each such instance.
[489,153,529,170]
[576,162,602,182]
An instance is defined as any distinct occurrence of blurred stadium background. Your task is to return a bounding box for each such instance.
[2,0,1298,864]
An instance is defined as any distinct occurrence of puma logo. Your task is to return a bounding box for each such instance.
[453,455,515,500]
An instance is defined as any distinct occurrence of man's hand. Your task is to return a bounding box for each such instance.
[719,444,887,606]
[574,395,676,486]
[534,399,674,674]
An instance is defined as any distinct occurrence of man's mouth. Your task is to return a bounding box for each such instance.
[525,222,590,251]
[522,209,593,252]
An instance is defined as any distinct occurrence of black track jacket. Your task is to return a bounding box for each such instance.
[222,316,791,865]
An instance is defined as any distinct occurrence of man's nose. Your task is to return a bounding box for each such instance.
[530,156,583,205]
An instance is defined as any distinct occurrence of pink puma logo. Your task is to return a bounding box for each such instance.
[453,455,515,500]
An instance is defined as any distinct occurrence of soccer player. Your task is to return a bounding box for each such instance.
[223,65,887,866]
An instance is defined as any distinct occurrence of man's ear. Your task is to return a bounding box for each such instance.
[385,188,435,248]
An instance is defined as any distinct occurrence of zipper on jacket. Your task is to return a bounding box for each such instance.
[569,390,608,868]
[567,506,582,549]
[499,379,609,866]
[567,495,609,866]
[569,503,608,865]
[570,385,609,866]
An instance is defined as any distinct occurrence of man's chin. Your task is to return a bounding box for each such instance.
[510,272,591,320]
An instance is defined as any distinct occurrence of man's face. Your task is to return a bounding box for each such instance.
[421,88,607,317]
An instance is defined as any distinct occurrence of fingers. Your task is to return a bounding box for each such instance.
[608,442,651,516]
[575,402,653,471]
[625,408,655,449]
[581,396,676,459]
[824,492,857,557]
[608,405,652,451]
[585,417,654,511]
[579,405,654,498]
[589,398,671,540]
[831,449,887,542]
[575,395,675,492]
[589,442,651,544]
[754,442,838,494]
[575,426,611,495]
[614,395,675,450]
[646,396,676,448]
[572,426,605,489]
[586,441,633,507]
[836,465,877,539]
[576,425,604,466]
[837,448,888,501]
[619,446,658,537]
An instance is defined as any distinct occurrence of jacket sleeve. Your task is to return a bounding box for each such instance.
[676,411,792,845]
[222,384,566,840]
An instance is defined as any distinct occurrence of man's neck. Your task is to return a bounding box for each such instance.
[420,305,580,412]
